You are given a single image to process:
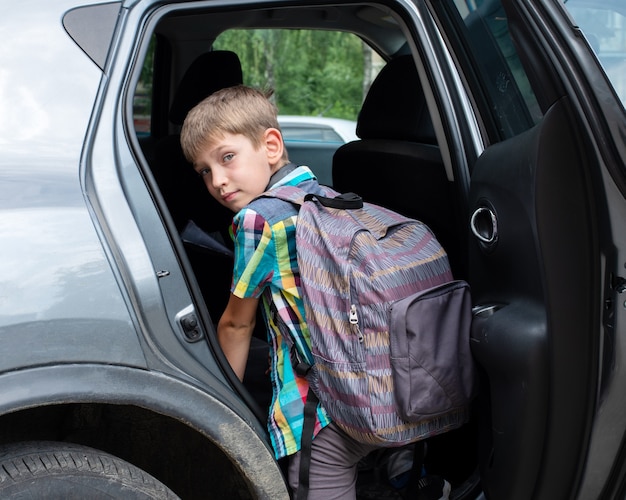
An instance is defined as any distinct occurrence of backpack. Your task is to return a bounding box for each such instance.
[258,182,477,447]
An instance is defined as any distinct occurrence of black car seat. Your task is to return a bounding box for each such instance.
[151,50,243,235]
[332,55,464,277]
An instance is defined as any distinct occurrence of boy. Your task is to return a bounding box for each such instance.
[180,85,379,499]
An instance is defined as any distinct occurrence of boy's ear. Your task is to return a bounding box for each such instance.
[264,128,284,165]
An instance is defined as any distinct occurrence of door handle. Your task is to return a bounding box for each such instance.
[470,206,498,246]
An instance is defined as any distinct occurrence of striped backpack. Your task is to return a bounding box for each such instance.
[260,181,476,451]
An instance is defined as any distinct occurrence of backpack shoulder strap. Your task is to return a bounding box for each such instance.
[264,184,309,206]
[303,192,363,209]
[264,184,363,210]
[260,177,339,206]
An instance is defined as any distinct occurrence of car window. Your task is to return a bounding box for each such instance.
[443,0,543,140]
[133,35,155,137]
[133,29,380,185]
[562,0,626,108]
[213,29,379,121]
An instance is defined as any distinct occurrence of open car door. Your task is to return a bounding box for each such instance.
[428,0,626,498]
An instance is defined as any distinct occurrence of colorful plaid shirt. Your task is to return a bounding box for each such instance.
[230,165,331,459]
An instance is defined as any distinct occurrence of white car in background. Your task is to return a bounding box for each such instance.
[278,115,358,143]
[278,115,358,186]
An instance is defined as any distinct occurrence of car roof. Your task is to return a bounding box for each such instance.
[154,4,408,62]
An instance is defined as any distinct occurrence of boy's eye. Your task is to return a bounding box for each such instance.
[198,167,211,177]
[223,153,234,162]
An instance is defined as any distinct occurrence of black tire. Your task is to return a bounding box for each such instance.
[0,441,179,499]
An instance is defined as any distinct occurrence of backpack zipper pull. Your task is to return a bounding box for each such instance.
[349,304,364,343]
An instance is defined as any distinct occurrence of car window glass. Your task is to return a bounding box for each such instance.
[448,0,542,140]
[213,29,381,121]
[133,35,155,137]
[562,1,626,108]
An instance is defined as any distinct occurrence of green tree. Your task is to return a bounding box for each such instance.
[214,29,366,120]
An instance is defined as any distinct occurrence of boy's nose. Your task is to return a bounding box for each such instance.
[210,168,227,189]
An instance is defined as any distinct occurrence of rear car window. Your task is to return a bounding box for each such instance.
[132,28,380,185]
[213,29,378,121]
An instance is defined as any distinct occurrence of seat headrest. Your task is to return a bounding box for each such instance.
[169,51,243,125]
[356,55,435,144]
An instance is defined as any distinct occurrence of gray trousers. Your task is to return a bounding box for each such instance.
[288,422,379,500]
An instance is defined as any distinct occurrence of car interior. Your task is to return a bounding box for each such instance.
[131,2,481,496]
[129,1,598,497]
[332,54,465,279]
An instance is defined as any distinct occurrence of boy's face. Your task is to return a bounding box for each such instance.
[193,129,284,213]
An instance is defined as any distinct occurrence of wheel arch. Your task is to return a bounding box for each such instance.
[0,364,288,499]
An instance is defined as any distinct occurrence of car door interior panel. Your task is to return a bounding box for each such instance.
[469,96,597,500]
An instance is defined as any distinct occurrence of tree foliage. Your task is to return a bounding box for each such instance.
[214,29,366,120]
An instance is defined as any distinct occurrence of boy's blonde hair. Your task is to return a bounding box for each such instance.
[180,85,286,164]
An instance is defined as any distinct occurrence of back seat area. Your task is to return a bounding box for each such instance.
[143,52,467,416]
[332,55,465,278]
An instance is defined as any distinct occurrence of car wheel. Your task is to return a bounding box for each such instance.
[0,441,179,499]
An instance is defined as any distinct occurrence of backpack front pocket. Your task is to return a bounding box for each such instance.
[389,280,475,422]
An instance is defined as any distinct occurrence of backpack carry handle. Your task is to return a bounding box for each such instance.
[303,192,364,209]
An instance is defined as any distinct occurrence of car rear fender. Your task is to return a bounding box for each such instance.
[0,363,288,500]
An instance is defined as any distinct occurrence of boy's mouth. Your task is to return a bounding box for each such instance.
[221,190,238,203]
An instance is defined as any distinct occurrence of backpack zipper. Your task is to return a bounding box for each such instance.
[349,304,364,343]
